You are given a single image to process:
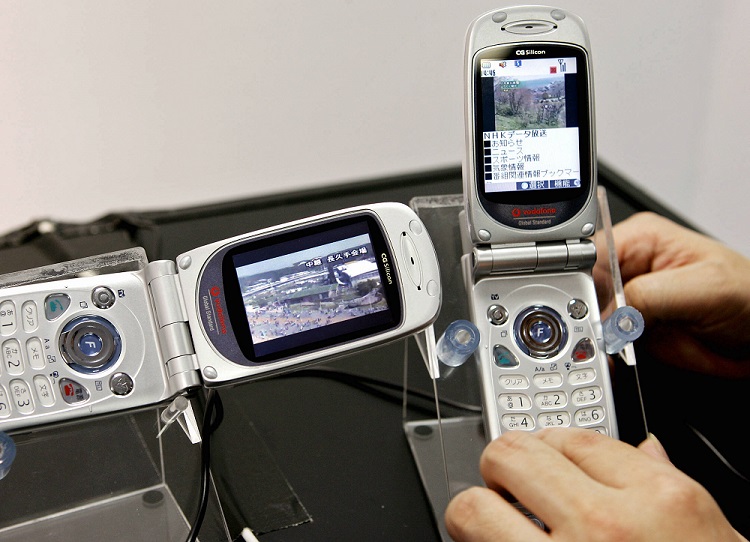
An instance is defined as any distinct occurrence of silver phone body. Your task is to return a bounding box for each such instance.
[462,6,617,442]
[0,203,441,432]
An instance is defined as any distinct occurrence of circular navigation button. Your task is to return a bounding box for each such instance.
[487,304,508,326]
[528,320,553,345]
[110,373,134,396]
[59,316,122,373]
[514,306,568,359]
[92,286,116,309]
[78,332,104,357]
[567,298,588,320]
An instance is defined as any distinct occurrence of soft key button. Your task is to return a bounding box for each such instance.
[568,367,596,386]
[400,233,423,289]
[0,301,17,336]
[533,372,563,388]
[33,375,55,407]
[21,301,39,332]
[25,337,45,370]
[59,378,90,405]
[44,293,70,321]
[499,374,529,390]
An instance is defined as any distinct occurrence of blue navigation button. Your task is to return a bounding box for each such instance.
[78,332,104,357]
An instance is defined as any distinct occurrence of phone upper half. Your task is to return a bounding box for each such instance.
[464,6,598,246]
[176,202,442,386]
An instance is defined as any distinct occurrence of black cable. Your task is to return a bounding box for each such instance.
[186,389,224,542]
[276,365,482,414]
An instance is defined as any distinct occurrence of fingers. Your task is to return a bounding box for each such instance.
[474,429,674,530]
[445,486,548,542]
[621,264,709,325]
[531,428,671,488]
[636,433,671,463]
[476,430,609,528]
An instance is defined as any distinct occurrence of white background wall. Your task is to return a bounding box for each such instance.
[1,1,748,257]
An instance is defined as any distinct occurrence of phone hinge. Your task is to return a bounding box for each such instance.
[472,239,597,278]
[145,260,202,396]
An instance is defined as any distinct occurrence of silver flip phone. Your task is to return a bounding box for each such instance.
[0,203,441,432]
[462,6,618,442]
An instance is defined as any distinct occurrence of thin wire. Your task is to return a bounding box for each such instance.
[688,423,750,483]
[186,389,224,542]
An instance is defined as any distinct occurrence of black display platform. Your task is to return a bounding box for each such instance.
[1,164,746,541]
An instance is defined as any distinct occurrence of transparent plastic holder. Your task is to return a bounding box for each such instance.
[0,431,16,479]
[603,305,645,354]
[403,188,646,542]
[0,250,230,542]
[436,320,480,368]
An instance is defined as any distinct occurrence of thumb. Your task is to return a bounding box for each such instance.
[637,433,671,463]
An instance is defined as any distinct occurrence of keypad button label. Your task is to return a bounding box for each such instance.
[499,374,529,389]
[501,413,535,431]
[0,301,17,336]
[26,337,45,370]
[499,393,532,411]
[534,391,568,410]
[9,379,34,415]
[575,406,605,426]
[568,368,596,385]
[3,339,24,376]
[572,386,602,406]
[538,411,571,428]
[33,375,55,407]
[533,373,563,388]
[21,301,39,332]
[0,386,10,418]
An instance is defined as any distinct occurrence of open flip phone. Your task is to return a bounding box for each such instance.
[461,6,618,442]
[0,202,441,432]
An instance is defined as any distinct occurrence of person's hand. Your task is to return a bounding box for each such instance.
[444,428,747,542]
[611,212,750,378]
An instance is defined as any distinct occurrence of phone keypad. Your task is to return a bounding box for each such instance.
[492,352,609,434]
[493,351,608,431]
[0,298,62,418]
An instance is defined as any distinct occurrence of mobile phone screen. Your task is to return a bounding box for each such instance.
[473,44,593,228]
[199,214,403,365]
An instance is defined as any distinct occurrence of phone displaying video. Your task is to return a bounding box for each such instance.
[222,215,403,363]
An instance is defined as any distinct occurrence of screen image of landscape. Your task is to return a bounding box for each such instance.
[235,233,388,345]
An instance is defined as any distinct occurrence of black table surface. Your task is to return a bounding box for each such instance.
[1,165,746,541]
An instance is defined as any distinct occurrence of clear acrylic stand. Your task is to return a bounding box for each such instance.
[0,406,230,541]
[0,250,230,541]
[403,188,645,541]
